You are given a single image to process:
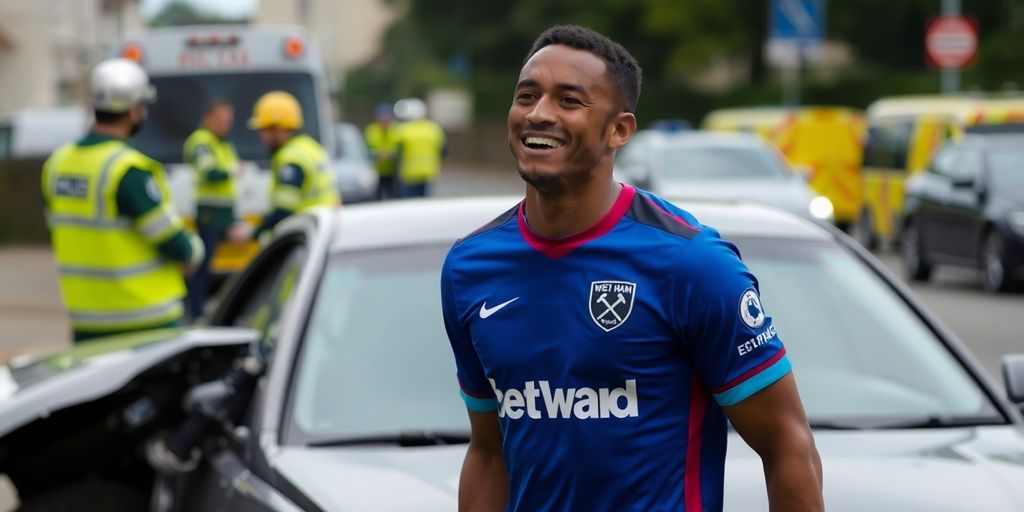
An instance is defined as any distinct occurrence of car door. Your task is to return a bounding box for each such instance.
[180,230,318,512]
[943,146,987,262]
[916,145,963,259]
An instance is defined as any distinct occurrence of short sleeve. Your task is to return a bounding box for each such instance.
[676,228,791,407]
[441,254,498,412]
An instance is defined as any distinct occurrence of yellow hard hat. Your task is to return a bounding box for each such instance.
[248,91,303,130]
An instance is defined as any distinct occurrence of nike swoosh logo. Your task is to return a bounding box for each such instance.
[479,297,519,319]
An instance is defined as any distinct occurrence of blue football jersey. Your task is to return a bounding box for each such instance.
[441,185,790,511]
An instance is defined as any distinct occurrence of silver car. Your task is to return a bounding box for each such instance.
[2,199,1024,511]
[616,130,835,222]
[329,122,379,204]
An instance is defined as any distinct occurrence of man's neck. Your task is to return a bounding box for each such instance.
[91,123,129,139]
[523,177,622,238]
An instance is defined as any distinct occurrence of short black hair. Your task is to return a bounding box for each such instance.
[204,97,232,115]
[93,110,128,124]
[525,25,642,113]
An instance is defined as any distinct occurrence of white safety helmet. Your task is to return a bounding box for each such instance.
[89,58,156,113]
[393,98,427,121]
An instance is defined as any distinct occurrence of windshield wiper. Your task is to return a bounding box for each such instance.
[307,430,471,448]
[868,415,1005,429]
[810,415,1005,431]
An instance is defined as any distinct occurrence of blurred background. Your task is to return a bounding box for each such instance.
[0,0,1022,375]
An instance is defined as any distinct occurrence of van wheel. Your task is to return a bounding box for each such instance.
[902,221,932,281]
[981,231,1015,293]
[856,209,878,251]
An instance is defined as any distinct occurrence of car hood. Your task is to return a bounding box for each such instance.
[655,178,814,214]
[273,427,1024,511]
[0,327,257,436]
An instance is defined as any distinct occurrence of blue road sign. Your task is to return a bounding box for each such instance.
[770,0,825,45]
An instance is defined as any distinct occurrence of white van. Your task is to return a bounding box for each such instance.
[0,107,89,160]
[115,24,334,220]
[114,25,335,272]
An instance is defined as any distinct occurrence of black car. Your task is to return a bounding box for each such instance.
[902,134,1024,292]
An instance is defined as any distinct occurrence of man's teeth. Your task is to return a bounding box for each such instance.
[524,136,564,149]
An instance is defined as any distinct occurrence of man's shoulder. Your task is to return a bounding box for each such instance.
[447,202,520,255]
[623,188,704,242]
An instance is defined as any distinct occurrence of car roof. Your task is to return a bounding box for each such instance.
[633,130,770,150]
[328,196,832,252]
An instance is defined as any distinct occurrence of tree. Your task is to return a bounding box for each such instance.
[148,1,245,27]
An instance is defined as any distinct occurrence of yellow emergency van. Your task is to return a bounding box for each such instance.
[703,106,866,230]
[858,95,1024,249]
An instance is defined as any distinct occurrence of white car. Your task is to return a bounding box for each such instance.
[3,198,1024,510]
[615,130,835,222]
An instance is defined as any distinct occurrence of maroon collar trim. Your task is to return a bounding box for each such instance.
[517,184,637,259]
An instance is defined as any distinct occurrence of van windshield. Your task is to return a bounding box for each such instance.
[130,72,321,165]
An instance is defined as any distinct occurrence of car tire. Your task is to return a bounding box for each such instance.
[856,209,878,251]
[981,230,1015,293]
[902,221,932,281]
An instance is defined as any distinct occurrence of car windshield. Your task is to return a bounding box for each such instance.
[130,72,321,164]
[988,147,1024,187]
[286,237,1000,444]
[661,145,791,182]
[335,124,369,161]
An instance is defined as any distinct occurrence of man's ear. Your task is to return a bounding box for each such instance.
[608,112,637,149]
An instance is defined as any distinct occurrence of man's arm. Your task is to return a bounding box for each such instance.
[117,167,203,267]
[255,164,305,237]
[461,410,508,512]
[189,144,230,182]
[725,373,823,512]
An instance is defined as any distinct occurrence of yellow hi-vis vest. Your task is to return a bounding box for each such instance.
[364,122,398,176]
[395,119,445,183]
[183,127,238,208]
[270,135,340,212]
[42,140,187,333]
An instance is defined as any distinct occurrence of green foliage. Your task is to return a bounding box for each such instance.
[345,0,1024,127]
[147,1,247,27]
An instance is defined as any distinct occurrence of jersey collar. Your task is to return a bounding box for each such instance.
[517,184,636,259]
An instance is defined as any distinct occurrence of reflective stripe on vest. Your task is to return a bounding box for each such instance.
[42,140,187,332]
[184,128,238,207]
[270,135,340,212]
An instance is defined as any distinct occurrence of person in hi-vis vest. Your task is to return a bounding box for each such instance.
[364,102,400,200]
[235,91,339,243]
[41,58,203,342]
[183,98,241,320]
[392,98,446,198]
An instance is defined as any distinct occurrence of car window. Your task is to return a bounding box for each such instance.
[987,147,1024,187]
[929,145,962,179]
[283,237,1000,444]
[212,236,309,336]
[286,244,463,442]
[661,145,790,181]
[864,119,913,171]
[741,239,997,424]
[956,148,984,181]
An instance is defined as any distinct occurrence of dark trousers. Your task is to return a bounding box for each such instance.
[377,175,399,200]
[185,223,224,321]
[401,182,430,198]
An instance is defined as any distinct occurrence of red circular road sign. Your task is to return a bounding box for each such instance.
[926,16,978,69]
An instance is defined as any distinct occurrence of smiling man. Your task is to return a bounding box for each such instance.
[441,25,823,511]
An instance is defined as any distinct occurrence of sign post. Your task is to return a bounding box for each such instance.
[928,0,977,94]
[766,0,825,106]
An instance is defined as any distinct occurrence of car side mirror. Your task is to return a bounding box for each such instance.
[1002,353,1024,405]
